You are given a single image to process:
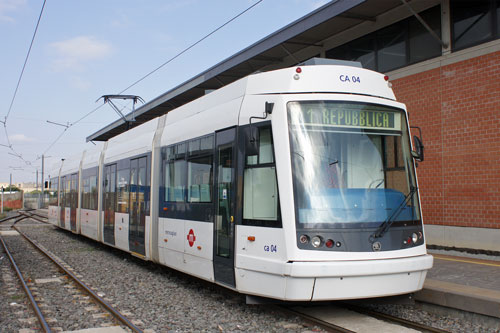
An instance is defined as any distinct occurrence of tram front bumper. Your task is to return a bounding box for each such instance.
[236,254,433,301]
[289,254,434,300]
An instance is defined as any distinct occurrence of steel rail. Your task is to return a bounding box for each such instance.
[1,209,43,224]
[0,235,52,332]
[277,305,356,333]
[13,224,143,333]
[18,211,49,224]
[21,211,48,220]
[341,303,450,333]
[0,213,25,223]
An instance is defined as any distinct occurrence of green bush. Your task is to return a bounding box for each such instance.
[2,185,20,192]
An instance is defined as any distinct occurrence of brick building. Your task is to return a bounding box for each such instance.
[390,45,500,251]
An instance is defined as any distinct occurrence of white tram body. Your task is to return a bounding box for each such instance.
[47,64,433,301]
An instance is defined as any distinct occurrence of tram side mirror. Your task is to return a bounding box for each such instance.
[411,135,424,162]
[245,126,259,156]
[265,102,274,115]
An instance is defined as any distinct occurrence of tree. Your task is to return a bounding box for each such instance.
[2,185,21,192]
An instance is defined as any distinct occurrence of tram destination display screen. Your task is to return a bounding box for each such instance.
[299,102,400,131]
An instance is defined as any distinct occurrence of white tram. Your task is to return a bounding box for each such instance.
[47,63,433,301]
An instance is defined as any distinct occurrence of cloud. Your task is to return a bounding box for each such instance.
[9,133,35,143]
[49,36,113,71]
[0,0,26,23]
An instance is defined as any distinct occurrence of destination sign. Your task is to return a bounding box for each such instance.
[301,106,399,130]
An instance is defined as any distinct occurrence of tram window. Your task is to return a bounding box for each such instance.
[82,168,98,210]
[49,177,58,205]
[163,137,213,204]
[243,126,281,227]
[60,176,65,206]
[187,135,214,203]
[165,146,175,160]
[176,142,186,157]
[188,155,213,203]
[164,143,187,202]
[89,175,98,209]
[189,136,214,155]
[247,128,274,165]
[117,168,130,213]
[189,138,200,152]
[200,135,214,151]
[383,135,407,193]
[65,177,71,207]
[82,176,90,208]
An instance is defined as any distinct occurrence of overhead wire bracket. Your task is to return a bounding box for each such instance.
[97,95,145,125]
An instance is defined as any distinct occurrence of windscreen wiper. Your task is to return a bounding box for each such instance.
[369,186,417,242]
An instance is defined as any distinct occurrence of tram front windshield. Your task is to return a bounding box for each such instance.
[288,101,420,228]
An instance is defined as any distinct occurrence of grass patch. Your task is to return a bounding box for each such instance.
[10,294,25,301]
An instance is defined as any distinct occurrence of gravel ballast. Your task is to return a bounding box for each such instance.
[10,223,320,332]
[3,218,499,332]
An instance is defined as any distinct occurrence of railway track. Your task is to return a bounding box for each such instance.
[281,303,450,332]
[0,212,142,332]
[0,211,466,332]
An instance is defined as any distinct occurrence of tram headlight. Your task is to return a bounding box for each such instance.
[311,236,322,248]
[299,235,309,244]
[412,233,419,244]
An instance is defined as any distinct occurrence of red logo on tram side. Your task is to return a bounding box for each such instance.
[187,229,196,247]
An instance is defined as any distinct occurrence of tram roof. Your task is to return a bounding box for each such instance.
[87,0,435,142]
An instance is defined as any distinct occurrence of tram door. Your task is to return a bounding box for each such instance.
[129,157,148,255]
[70,173,78,232]
[213,127,236,287]
[59,175,66,228]
[103,164,117,245]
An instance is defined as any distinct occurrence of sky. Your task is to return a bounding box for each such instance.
[0,0,329,184]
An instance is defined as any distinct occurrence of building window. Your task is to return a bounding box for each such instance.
[326,6,441,72]
[451,0,499,51]
[377,22,407,72]
[327,35,376,70]
[497,1,500,36]
[409,6,442,63]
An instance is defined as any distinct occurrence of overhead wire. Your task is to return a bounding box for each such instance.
[2,0,47,169]
[41,0,265,156]
[4,0,47,122]
[117,0,264,95]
